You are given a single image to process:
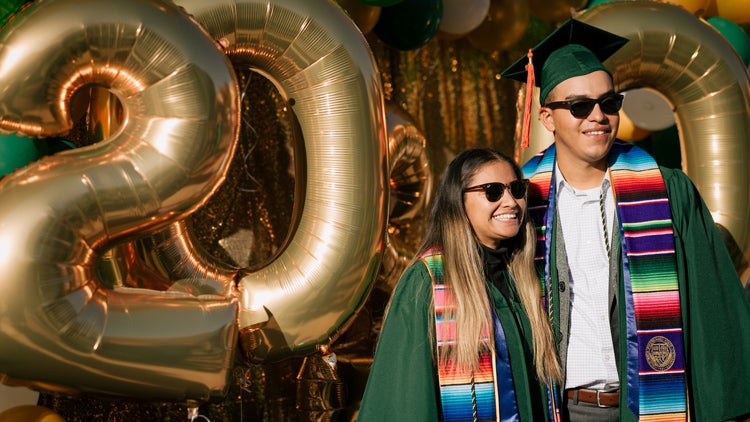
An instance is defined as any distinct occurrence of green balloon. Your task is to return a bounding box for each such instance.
[707,16,750,67]
[0,0,29,28]
[34,137,77,156]
[374,0,442,51]
[0,133,41,177]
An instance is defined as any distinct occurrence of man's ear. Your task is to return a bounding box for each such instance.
[539,107,555,133]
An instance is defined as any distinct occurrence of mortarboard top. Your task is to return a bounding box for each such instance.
[501,18,629,105]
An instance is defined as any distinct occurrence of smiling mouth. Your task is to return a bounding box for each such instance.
[492,213,518,221]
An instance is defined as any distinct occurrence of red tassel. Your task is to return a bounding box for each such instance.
[522,49,534,149]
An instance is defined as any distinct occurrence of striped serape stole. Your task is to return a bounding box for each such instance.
[420,249,504,421]
[609,142,687,420]
[523,141,688,420]
[523,150,561,422]
[522,149,555,306]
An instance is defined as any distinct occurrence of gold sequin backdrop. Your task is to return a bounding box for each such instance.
[33,21,554,422]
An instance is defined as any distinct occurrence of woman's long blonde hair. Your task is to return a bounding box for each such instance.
[413,148,560,382]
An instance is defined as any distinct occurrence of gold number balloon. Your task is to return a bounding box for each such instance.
[582,1,750,257]
[0,0,241,402]
[521,1,750,258]
[174,0,388,362]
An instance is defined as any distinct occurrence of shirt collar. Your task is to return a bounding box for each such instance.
[554,163,611,195]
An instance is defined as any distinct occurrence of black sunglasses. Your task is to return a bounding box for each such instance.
[544,93,624,118]
[463,179,529,202]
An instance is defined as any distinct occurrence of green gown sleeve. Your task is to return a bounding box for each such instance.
[662,167,750,421]
[357,261,439,422]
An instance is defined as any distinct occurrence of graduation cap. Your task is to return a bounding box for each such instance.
[501,18,628,148]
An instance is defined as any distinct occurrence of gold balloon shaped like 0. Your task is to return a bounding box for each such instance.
[174,0,388,362]
[0,0,241,402]
[581,1,750,259]
[522,1,750,257]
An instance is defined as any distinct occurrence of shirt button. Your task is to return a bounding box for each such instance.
[559,282,566,292]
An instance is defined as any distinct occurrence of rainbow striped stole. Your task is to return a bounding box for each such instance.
[420,248,509,421]
[523,141,688,420]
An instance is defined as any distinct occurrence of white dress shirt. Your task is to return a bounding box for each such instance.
[555,165,619,390]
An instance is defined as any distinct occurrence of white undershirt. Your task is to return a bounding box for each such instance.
[555,165,619,390]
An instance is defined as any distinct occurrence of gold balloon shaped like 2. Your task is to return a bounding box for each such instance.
[0,0,242,402]
[0,0,388,404]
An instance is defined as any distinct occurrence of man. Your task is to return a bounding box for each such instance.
[502,18,750,421]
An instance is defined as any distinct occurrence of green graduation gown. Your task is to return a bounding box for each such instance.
[545,166,750,421]
[358,249,549,421]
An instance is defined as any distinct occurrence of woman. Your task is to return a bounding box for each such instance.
[358,148,560,421]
